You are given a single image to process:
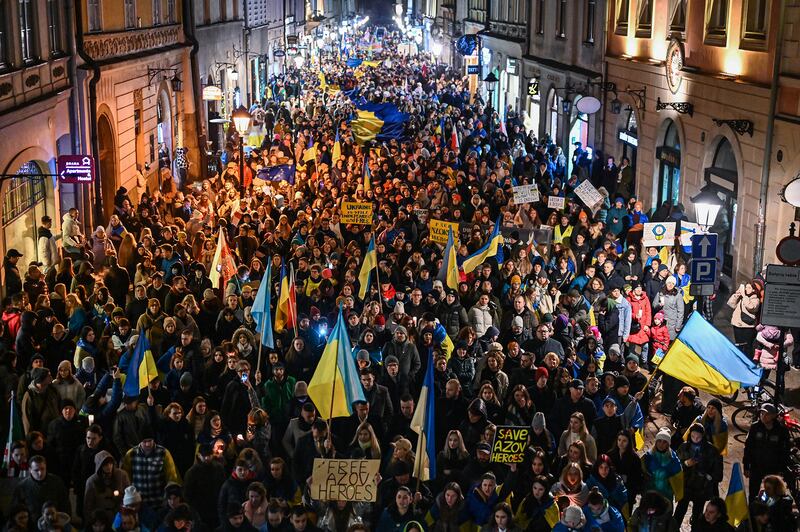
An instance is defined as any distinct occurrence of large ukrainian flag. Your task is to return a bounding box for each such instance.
[437,227,460,291]
[357,236,377,300]
[658,312,762,395]
[122,331,159,397]
[726,462,748,526]
[251,260,274,348]
[308,305,366,419]
[351,102,408,144]
[461,217,504,274]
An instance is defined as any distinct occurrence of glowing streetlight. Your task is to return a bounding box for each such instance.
[432,41,443,56]
[294,55,305,68]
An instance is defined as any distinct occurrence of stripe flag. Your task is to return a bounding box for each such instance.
[411,349,437,481]
[122,331,159,397]
[251,260,274,348]
[274,261,297,332]
[461,217,505,274]
[210,228,237,290]
[2,392,23,477]
[726,462,748,527]
[358,236,377,300]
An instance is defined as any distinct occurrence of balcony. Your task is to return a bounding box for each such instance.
[83,24,182,62]
[0,56,71,114]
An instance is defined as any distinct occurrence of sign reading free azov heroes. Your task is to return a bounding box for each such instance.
[310,458,381,502]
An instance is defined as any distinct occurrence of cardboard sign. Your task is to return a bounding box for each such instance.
[341,202,374,225]
[491,426,530,464]
[642,222,676,247]
[679,221,700,248]
[310,459,380,502]
[574,180,603,210]
[548,196,566,210]
[429,219,460,245]
[513,185,540,204]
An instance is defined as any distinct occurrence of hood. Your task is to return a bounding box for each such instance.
[19,311,37,331]
[94,450,115,473]
[62,212,73,223]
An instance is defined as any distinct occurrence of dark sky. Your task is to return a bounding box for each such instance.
[358,0,397,25]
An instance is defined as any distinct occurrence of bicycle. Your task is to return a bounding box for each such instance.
[731,385,781,433]
[718,378,777,405]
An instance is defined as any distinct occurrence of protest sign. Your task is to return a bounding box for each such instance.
[310,459,380,502]
[429,219,460,245]
[548,196,566,210]
[491,426,530,464]
[679,221,700,248]
[643,222,677,247]
[574,180,603,211]
[341,202,374,225]
[414,208,429,222]
[513,185,540,204]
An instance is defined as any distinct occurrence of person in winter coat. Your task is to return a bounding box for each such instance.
[153,402,196,477]
[642,428,683,502]
[649,312,671,362]
[439,290,470,337]
[61,209,84,255]
[20,367,61,436]
[553,505,588,532]
[15,310,38,371]
[425,482,465,532]
[52,360,86,409]
[673,423,723,526]
[183,445,226,530]
[583,490,625,532]
[45,398,86,485]
[461,473,505,529]
[727,280,761,357]
[655,276,684,341]
[383,326,422,384]
[84,450,130,518]
[376,486,423,531]
[628,490,678,532]
[469,293,499,337]
[585,455,628,515]
[692,497,736,532]
[11,455,70,522]
[37,215,60,272]
[626,283,652,364]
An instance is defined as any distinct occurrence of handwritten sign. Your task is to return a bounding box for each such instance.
[310,459,380,502]
[491,426,530,464]
[642,222,677,247]
[341,202,374,225]
[574,180,603,211]
[548,196,566,210]
[513,185,540,204]
[679,221,700,248]
[429,219,460,245]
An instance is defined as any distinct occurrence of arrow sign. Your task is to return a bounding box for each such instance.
[691,233,717,260]
[57,155,95,184]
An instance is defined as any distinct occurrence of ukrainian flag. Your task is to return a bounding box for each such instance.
[274,262,296,332]
[122,331,159,397]
[363,156,371,191]
[251,260,274,348]
[437,227,460,291]
[658,312,762,395]
[358,236,377,300]
[332,131,342,163]
[411,349,436,481]
[726,462,748,527]
[303,135,317,163]
[308,305,366,419]
[461,217,505,274]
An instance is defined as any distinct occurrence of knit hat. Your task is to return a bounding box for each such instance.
[488,342,503,353]
[394,302,405,314]
[203,288,215,301]
[226,502,244,518]
[60,398,76,410]
[385,355,399,365]
[476,442,492,455]
[707,398,723,413]
[356,349,370,362]
[626,354,639,365]
[373,314,386,326]
[608,344,621,356]
[654,310,665,321]
[30,367,49,385]
[531,412,546,432]
[81,356,95,372]
[535,367,549,381]
[562,506,586,528]
[512,316,524,328]
[123,486,142,506]
[689,423,705,436]
[614,375,630,389]
[655,427,671,444]
[395,325,408,336]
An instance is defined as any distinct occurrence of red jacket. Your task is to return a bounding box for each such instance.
[650,324,670,353]
[626,293,652,345]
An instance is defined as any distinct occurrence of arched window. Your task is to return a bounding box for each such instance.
[656,119,681,206]
[547,88,560,139]
[3,162,46,225]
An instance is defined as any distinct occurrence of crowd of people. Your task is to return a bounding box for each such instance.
[0,30,797,532]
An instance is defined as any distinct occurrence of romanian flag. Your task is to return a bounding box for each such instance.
[303,135,317,163]
[251,260,274,348]
[411,349,437,481]
[122,331,159,397]
[658,312,762,395]
[274,262,297,332]
[358,236,377,300]
[461,217,505,274]
[437,227,460,291]
[2,392,23,476]
[210,228,237,289]
[332,131,342,163]
[726,462,748,527]
[308,305,366,419]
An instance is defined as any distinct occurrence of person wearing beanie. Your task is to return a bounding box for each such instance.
[642,427,683,502]
[260,358,296,436]
[692,398,729,455]
[45,396,85,486]
[20,367,61,437]
[383,324,421,383]
[554,504,587,531]
[657,274,685,342]
[386,301,407,332]
[650,309,671,370]
[529,366,556,424]
[674,423,723,526]
[439,288,469,337]
[120,430,180,508]
[529,411,556,456]
[593,397,624,455]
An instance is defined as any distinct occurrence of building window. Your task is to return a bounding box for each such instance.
[167,0,175,23]
[0,0,8,69]
[46,0,63,55]
[742,0,768,46]
[669,0,686,34]
[556,0,566,38]
[88,0,101,31]
[636,0,653,37]
[616,0,629,35]
[3,163,45,225]
[705,0,728,46]
[19,0,37,63]
[535,0,544,34]
[153,0,161,25]
[124,0,136,28]
[585,0,596,44]
[219,0,227,22]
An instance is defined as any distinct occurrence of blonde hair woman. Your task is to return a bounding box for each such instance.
[349,421,381,460]
[557,412,598,462]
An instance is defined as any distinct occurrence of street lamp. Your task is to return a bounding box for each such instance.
[294,55,305,68]
[691,184,724,231]
[232,105,251,186]
[432,40,442,57]
[484,72,499,142]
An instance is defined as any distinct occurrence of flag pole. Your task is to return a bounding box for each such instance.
[371,234,383,315]
[326,306,342,448]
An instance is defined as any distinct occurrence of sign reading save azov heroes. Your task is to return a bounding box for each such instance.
[490,426,530,464]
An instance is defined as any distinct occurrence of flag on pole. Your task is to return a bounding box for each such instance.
[303,135,317,163]
[411,349,437,481]
[251,260,274,348]
[308,305,366,419]
[2,392,23,477]
[122,331,159,397]
[332,130,342,163]
[363,157,372,191]
[274,262,297,332]
[726,462,748,527]
[461,217,505,274]
[437,227,460,291]
[358,236,377,300]
[450,127,460,152]
[210,228,237,289]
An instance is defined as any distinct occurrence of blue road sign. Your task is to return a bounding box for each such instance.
[691,233,717,260]
[691,259,717,284]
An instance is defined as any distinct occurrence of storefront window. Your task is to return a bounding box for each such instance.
[656,119,681,206]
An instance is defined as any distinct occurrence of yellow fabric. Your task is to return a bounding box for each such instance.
[307,336,349,419]
[659,339,741,395]
[351,111,384,144]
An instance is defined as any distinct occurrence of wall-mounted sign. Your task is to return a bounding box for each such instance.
[618,129,638,146]
[57,155,94,184]
[274,49,286,57]
[527,79,539,96]
[467,64,480,75]
[202,86,223,101]
[666,38,685,94]
[287,35,298,45]
[506,58,519,76]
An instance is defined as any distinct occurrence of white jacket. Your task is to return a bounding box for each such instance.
[62,213,83,248]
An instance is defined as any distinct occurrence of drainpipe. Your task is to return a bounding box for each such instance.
[74,0,103,227]
[183,0,207,179]
[754,0,786,275]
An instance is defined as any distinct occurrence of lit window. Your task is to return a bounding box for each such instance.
[19,0,37,63]
[636,0,653,37]
[556,0,566,38]
[705,0,728,46]
[615,0,629,35]
[669,0,686,34]
[3,163,46,225]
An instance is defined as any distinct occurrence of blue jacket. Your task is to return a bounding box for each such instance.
[614,297,632,340]
[585,474,629,513]
[584,504,625,532]
[460,485,499,527]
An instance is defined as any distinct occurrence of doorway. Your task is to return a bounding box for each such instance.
[98,114,117,219]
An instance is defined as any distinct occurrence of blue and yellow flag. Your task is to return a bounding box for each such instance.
[308,305,366,419]
[363,156,372,191]
[411,349,436,481]
[257,164,296,185]
[332,131,342,163]
[658,312,762,395]
[358,236,377,300]
[122,331,159,397]
[726,462,748,526]
[351,102,408,144]
[437,227,460,291]
[461,217,505,274]
[303,135,317,163]
[274,262,296,332]
[251,260,274,348]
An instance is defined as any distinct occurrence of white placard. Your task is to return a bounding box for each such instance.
[548,196,566,210]
[679,221,700,247]
[573,180,603,210]
[513,184,540,204]
[642,222,677,247]
[761,283,800,327]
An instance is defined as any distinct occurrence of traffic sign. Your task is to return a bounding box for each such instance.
[690,259,717,284]
[691,233,717,260]
[57,155,94,184]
